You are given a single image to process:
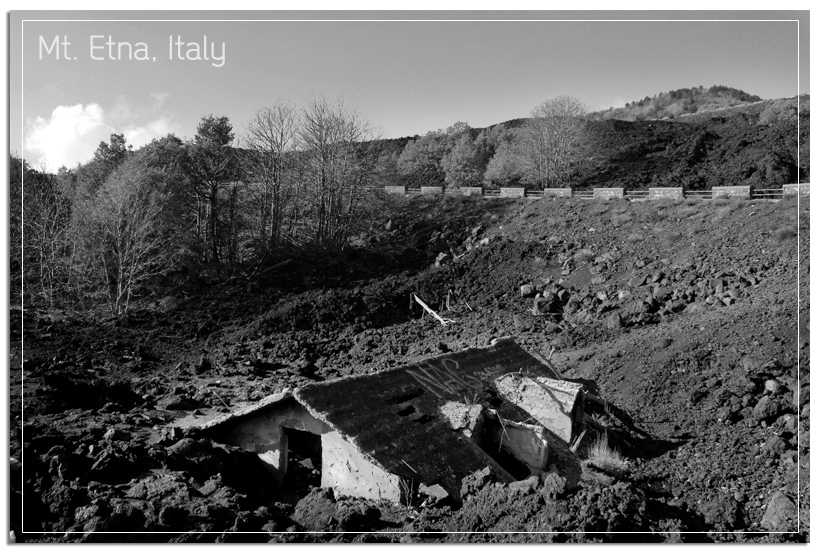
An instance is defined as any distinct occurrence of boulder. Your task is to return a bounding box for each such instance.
[760,491,797,531]
[753,396,787,423]
[520,284,536,298]
[605,312,623,330]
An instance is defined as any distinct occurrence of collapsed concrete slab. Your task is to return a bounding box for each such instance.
[494,375,585,443]
[196,338,586,504]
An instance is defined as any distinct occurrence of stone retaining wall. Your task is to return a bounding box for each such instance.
[713,186,751,199]
[500,187,526,198]
[648,187,684,200]
[782,184,810,196]
[543,188,573,198]
[593,188,624,199]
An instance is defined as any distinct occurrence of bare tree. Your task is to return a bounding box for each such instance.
[72,159,172,314]
[523,95,588,188]
[243,104,300,255]
[13,157,75,308]
[298,96,379,248]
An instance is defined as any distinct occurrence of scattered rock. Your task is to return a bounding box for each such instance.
[509,475,539,494]
[764,380,781,395]
[460,466,495,499]
[753,396,787,423]
[760,491,797,531]
[540,472,567,501]
[520,284,536,298]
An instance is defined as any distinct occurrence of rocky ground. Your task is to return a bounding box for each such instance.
[9,193,809,543]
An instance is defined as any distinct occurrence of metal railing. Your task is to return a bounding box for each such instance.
[752,188,784,200]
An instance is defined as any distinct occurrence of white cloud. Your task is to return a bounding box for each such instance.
[25,104,112,171]
[24,95,179,171]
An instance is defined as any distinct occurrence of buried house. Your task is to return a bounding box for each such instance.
[197,338,585,504]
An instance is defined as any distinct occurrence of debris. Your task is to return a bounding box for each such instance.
[400,459,418,474]
[412,294,456,326]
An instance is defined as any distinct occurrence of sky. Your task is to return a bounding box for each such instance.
[10,10,809,171]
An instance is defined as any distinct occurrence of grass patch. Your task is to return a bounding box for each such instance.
[546,216,565,229]
[587,432,629,476]
[773,225,798,242]
[675,205,699,218]
[660,229,683,245]
[593,201,611,215]
[639,206,663,223]
[710,206,734,224]
[610,213,632,227]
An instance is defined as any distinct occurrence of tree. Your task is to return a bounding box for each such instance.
[74,133,131,196]
[397,131,447,187]
[186,115,239,266]
[8,156,76,307]
[484,137,527,188]
[441,131,491,188]
[130,135,193,252]
[522,95,588,188]
[298,96,379,248]
[72,157,173,314]
[243,104,300,255]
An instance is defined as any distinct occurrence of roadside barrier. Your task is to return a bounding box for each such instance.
[377,184,808,201]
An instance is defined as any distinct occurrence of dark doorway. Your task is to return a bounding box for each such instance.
[280,427,322,502]
[477,416,533,480]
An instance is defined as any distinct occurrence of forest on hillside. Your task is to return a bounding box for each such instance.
[11,90,808,317]
[589,85,763,122]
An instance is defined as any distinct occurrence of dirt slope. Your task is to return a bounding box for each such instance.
[10,193,809,543]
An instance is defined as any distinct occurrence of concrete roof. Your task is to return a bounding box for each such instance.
[293,338,560,491]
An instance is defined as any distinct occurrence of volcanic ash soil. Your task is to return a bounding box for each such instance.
[10,194,809,543]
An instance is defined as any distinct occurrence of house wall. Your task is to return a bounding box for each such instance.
[321,431,406,503]
[207,399,330,482]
